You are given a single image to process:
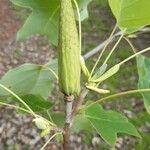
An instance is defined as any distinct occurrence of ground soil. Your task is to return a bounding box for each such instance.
[0,1,57,149]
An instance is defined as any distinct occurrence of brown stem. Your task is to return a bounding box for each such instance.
[63,89,88,150]
[72,88,88,117]
[63,95,74,150]
[63,123,71,150]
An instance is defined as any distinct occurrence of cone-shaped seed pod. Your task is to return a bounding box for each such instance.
[58,0,81,96]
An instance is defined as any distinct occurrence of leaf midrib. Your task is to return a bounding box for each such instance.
[85,115,127,123]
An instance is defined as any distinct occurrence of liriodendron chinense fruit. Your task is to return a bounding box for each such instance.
[58,0,80,96]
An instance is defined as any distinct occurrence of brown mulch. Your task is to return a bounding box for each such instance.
[0,0,20,46]
[0,1,57,149]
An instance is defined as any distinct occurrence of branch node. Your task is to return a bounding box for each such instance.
[64,95,74,102]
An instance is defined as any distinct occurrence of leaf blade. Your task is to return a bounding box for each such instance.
[85,104,140,145]
[10,0,92,45]
[16,94,53,112]
[91,64,120,83]
[137,55,150,114]
[109,0,150,33]
[0,60,57,99]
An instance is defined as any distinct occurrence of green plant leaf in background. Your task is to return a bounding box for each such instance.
[108,0,150,33]
[85,104,140,145]
[72,114,92,133]
[77,0,92,21]
[131,112,150,150]
[137,55,150,114]
[91,64,120,83]
[10,0,92,45]
[51,112,65,128]
[11,0,60,45]
[91,64,108,80]
[0,60,57,99]
[11,94,53,112]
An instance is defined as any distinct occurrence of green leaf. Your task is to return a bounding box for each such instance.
[137,55,150,114]
[91,64,108,80]
[11,0,60,45]
[51,112,65,128]
[131,112,150,150]
[86,86,110,94]
[91,64,120,83]
[72,114,92,133]
[0,61,57,99]
[135,133,150,150]
[10,0,92,45]
[77,0,92,21]
[41,127,51,137]
[85,104,140,145]
[33,117,50,130]
[45,59,58,75]
[131,111,150,128]
[109,0,150,33]
[12,94,53,112]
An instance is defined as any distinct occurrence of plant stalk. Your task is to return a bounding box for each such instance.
[72,88,88,117]
[63,95,74,150]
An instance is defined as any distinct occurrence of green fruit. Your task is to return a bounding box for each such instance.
[58,0,80,96]
[33,117,49,130]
